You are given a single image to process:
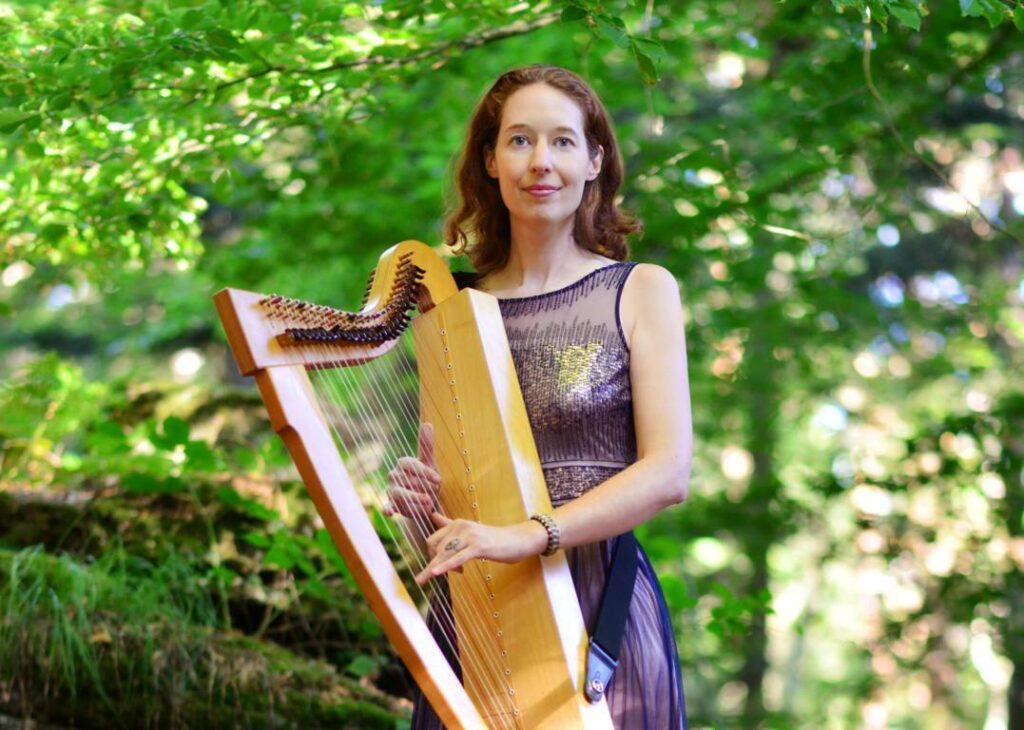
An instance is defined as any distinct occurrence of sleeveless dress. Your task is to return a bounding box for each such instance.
[413,262,688,729]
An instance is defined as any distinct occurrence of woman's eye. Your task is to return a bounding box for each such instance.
[510,135,529,147]
[554,137,574,147]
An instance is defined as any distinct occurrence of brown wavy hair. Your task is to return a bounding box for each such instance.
[444,65,642,276]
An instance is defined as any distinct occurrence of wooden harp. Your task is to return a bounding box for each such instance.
[213,241,613,729]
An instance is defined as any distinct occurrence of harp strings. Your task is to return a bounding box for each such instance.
[264,306,520,728]
[311,337,520,726]
[385,332,524,722]
[330,336,522,721]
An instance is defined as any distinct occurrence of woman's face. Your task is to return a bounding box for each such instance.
[486,83,603,230]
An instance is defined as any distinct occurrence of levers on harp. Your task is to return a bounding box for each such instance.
[260,252,427,345]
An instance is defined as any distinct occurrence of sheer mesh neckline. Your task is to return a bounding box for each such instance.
[486,262,627,302]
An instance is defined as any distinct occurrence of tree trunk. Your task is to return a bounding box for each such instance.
[740,289,782,725]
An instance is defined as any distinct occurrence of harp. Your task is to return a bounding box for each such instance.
[213,241,613,729]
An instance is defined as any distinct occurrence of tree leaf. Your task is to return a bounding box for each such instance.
[262,545,294,569]
[632,36,669,60]
[40,223,69,243]
[206,28,239,48]
[242,531,271,549]
[346,654,377,678]
[889,7,921,30]
[184,440,218,472]
[216,486,279,521]
[560,6,588,23]
[89,73,113,98]
[594,13,630,48]
[162,416,190,446]
[980,2,1006,27]
[180,9,204,29]
[210,564,238,585]
[315,528,354,583]
[631,43,659,85]
[88,420,128,456]
[0,110,39,133]
[266,11,292,35]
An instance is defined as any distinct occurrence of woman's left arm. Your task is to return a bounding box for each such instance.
[416,264,691,584]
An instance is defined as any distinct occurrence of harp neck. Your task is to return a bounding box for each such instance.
[214,240,458,376]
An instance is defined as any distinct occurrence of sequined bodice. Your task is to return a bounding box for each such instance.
[494,263,637,506]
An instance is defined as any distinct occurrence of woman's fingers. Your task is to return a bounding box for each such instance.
[385,486,435,519]
[416,522,472,585]
[385,458,441,522]
[394,456,441,487]
[415,521,536,585]
[417,515,483,585]
[416,553,468,585]
[423,514,457,556]
[381,423,442,525]
[419,422,437,470]
[424,515,450,553]
[431,512,452,529]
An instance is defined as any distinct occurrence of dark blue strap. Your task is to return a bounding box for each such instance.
[585,532,639,703]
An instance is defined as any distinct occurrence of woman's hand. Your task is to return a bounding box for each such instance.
[383,422,441,524]
[414,513,548,586]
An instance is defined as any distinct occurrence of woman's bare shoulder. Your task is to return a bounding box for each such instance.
[627,264,681,311]
[621,264,681,339]
[626,262,679,292]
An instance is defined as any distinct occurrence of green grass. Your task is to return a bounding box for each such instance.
[0,544,221,722]
[0,545,403,729]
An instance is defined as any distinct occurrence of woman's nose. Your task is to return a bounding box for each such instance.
[529,141,553,173]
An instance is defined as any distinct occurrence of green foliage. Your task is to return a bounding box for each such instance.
[830,0,1020,29]
[4,0,1012,276]
[0,353,104,482]
[559,1,667,83]
[707,583,775,642]
[0,350,385,678]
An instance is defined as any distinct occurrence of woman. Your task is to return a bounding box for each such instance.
[387,65,691,728]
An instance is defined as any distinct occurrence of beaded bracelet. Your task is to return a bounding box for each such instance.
[529,513,561,557]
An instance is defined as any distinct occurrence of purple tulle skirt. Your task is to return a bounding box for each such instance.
[412,536,687,729]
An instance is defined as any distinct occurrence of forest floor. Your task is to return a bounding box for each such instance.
[0,488,411,729]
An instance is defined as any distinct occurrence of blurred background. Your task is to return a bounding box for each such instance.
[2,1,1023,728]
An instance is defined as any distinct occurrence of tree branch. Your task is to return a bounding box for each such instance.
[188,12,560,103]
[861,18,1018,243]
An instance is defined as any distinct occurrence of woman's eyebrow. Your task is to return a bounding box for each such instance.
[503,123,580,137]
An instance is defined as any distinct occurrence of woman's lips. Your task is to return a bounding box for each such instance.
[524,185,560,198]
